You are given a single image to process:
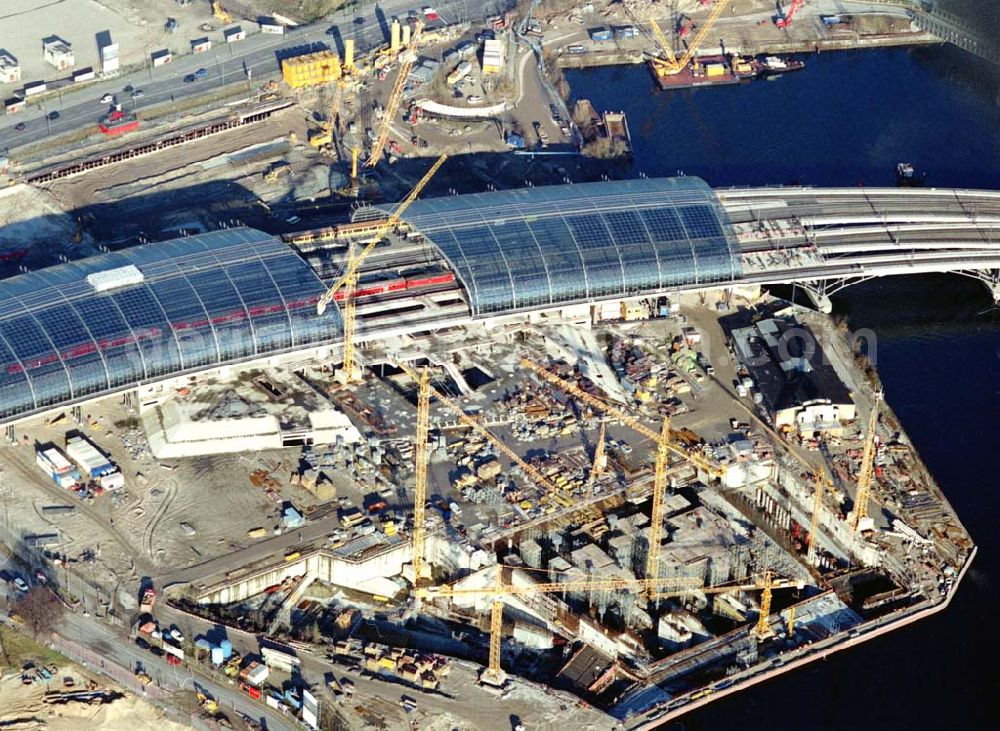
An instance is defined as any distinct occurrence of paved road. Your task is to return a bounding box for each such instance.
[0,0,499,154]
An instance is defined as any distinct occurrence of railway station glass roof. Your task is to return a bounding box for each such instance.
[381,177,740,316]
[0,229,341,423]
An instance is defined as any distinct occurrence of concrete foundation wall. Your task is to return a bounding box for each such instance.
[198,542,411,604]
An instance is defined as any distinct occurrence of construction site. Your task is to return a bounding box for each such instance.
[0,2,985,731]
[0,163,976,729]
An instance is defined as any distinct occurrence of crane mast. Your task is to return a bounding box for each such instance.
[395,362,561,496]
[649,17,678,67]
[519,358,723,477]
[412,368,430,582]
[850,390,883,534]
[316,154,447,379]
[807,469,830,565]
[367,20,423,167]
[751,570,775,640]
[586,420,607,492]
[645,418,672,589]
[650,0,733,75]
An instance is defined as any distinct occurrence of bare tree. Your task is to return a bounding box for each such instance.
[17,587,63,637]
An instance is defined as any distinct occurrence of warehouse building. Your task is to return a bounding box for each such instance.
[727,316,855,435]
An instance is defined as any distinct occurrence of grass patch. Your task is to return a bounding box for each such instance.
[0,625,66,670]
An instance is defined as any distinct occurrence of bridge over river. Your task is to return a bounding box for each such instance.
[720,185,1000,311]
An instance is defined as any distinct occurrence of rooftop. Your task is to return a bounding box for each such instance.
[0,228,341,424]
[726,316,853,418]
[370,176,740,317]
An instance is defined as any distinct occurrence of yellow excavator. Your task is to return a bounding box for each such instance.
[212,1,232,25]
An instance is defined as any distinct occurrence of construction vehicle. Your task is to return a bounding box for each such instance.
[850,390,883,534]
[197,692,219,713]
[649,0,733,76]
[315,153,446,384]
[308,127,333,148]
[134,664,152,685]
[263,164,291,182]
[366,20,423,167]
[776,0,805,29]
[212,1,231,25]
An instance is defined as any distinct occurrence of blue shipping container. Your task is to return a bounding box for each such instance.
[589,28,612,42]
[220,639,233,659]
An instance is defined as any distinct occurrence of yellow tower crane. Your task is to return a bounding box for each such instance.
[315,154,447,383]
[586,420,607,492]
[519,358,724,593]
[349,146,360,194]
[411,368,431,583]
[751,570,775,640]
[649,0,733,76]
[367,20,423,167]
[212,1,232,25]
[648,17,678,69]
[850,390,883,534]
[807,469,832,566]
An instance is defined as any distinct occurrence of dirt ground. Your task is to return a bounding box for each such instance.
[0,668,189,731]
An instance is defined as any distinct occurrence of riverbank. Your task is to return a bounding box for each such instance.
[555,32,940,70]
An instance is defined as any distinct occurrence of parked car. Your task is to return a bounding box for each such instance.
[169,627,184,642]
[100,93,114,103]
[136,637,150,650]
[12,577,29,593]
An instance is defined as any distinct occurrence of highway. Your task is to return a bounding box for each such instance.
[0,0,495,154]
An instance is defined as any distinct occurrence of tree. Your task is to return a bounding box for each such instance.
[17,587,63,637]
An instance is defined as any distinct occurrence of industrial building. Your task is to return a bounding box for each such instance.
[281,51,342,88]
[0,53,20,84]
[726,316,855,434]
[141,368,362,458]
[481,39,503,74]
[42,38,74,70]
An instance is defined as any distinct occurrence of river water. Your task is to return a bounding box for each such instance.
[565,40,1000,730]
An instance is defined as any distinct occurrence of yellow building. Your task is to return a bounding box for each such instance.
[282,51,341,88]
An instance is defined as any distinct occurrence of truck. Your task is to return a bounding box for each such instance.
[35,446,80,488]
[140,588,156,613]
[239,660,269,687]
[65,435,124,489]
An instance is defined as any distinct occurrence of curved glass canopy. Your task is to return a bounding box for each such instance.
[376,177,740,316]
[0,229,341,423]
